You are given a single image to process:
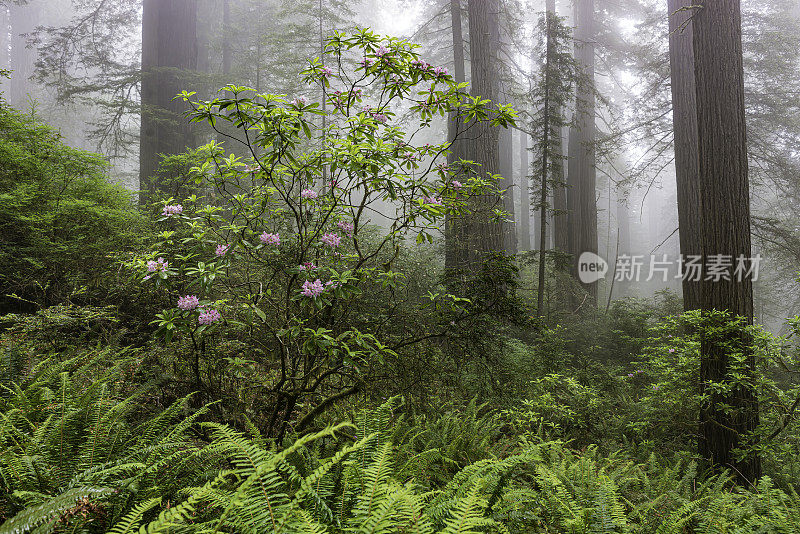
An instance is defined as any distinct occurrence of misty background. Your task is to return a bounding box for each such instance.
[2,0,798,329]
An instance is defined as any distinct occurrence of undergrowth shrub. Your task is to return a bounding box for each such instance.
[0,99,143,313]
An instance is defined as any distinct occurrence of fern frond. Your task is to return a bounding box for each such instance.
[0,487,113,534]
[107,497,161,534]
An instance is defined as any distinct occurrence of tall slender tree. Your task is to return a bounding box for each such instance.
[446,0,467,270]
[518,128,531,251]
[690,0,761,484]
[535,5,556,316]
[546,0,569,266]
[530,0,575,312]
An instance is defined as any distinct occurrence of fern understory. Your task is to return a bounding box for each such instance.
[2,354,800,533]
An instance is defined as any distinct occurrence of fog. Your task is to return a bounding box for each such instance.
[2,0,799,328]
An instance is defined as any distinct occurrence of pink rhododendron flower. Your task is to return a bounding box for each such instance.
[320,233,342,248]
[337,221,354,236]
[326,280,341,289]
[433,66,448,77]
[162,204,183,216]
[423,196,443,206]
[320,66,332,78]
[215,244,230,256]
[301,189,318,200]
[198,308,221,325]
[290,95,308,106]
[146,257,168,272]
[177,295,200,311]
[301,279,325,298]
[298,262,317,271]
[359,57,374,68]
[450,180,462,189]
[260,232,280,245]
[375,45,389,57]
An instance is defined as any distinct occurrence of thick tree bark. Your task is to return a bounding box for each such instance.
[139,0,198,199]
[692,0,760,485]
[668,0,702,310]
[568,0,598,301]
[451,0,502,269]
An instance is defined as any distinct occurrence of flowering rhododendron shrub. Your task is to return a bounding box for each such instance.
[136,30,515,439]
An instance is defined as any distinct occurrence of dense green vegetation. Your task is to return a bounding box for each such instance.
[2,32,800,533]
[0,99,143,312]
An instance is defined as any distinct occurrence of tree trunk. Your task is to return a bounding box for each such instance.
[500,118,516,254]
[547,0,568,264]
[222,0,232,76]
[495,7,515,255]
[553,126,569,260]
[196,1,212,75]
[5,2,38,107]
[570,0,598,302]
[566,121,581,279]
[445,0,467,270]
[518,128,531,251]
[536,7,555,317]
[139,0,198,200]
[668,0,702,311]
[319,0,329,189]
[452,0,502,269]
[692,0,761,485]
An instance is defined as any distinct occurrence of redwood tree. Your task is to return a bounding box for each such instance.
[450,0,503,269]
[691,0,761,484]
[668,0,702,310]
[140,0,198,199]
[566,0,597,301]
